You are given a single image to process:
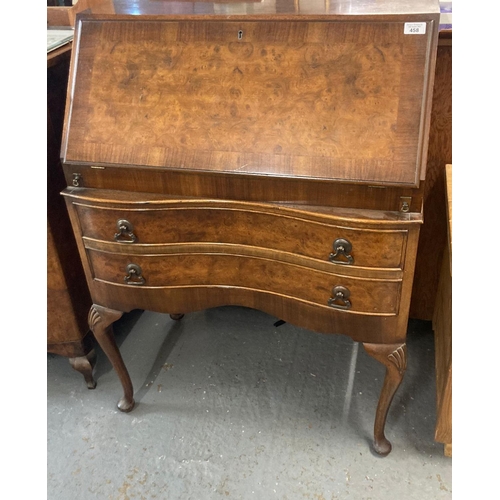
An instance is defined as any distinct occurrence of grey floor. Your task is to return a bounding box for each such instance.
[47,306,452,499]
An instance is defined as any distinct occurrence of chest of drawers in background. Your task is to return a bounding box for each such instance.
[47,14,95,388]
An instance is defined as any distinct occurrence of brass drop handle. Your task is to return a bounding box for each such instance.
[328,286,352,310]
[114,219,137,243]
[124,263,145,285]
[329,238,354,265]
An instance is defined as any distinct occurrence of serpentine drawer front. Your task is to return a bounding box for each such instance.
[73,195,408,270]
[60,1,440,457]
[85,249,402,315]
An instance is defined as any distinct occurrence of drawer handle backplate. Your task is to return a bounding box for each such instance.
[124,263,145,285]
[328,286,352,310]
[329,238,354,265]
[114,219,137,244]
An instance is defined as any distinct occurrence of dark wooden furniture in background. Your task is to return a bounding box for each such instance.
[47,7,95,387]
[47,0,92,27]
[60,0,440,456]
[433,163,452,457]
[410,29,452,320]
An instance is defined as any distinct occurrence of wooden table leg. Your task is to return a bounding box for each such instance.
[88,304,135,412]
[362,342,407,456]
[69,348,97,389]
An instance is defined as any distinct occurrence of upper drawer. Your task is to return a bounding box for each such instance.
[74,202,408,270]
[62,15,439,187]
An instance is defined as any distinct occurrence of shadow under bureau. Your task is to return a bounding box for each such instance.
[60,0,440,456]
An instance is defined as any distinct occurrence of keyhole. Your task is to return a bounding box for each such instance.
[238,30,243,40]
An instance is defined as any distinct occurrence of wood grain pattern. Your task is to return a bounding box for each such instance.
[433,244,452,452]
[433,164,452,456]
[86,249,402,315]
[73,199,408,269]
[64,17,434,186]
[62,164,426,211]
[58,4,439,452]
[47,48,93,365]
[92,280,410,344]
[446,163,452,270]
[63,189,422,346]
[410,39,452,319]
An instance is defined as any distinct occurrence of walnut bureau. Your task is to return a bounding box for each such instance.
[60,0,440,456]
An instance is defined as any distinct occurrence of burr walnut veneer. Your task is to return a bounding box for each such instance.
[61,0,440,456]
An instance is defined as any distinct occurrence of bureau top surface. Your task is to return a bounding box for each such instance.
[67,0,441,17]
[62,1,439,187]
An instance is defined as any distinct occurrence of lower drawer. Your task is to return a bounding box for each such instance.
[87,249,401,315]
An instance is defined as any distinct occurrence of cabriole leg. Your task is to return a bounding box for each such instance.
[362,342,407,456]
[88,304,135,412]
[69,348,97,389]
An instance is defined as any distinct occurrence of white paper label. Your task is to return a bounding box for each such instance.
[404,23,427,35]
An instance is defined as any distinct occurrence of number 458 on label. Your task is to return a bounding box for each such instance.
[404,23,427,35]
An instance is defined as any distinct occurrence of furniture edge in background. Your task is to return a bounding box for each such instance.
[432,163,452,457]
[47,6,95,388]
[410,30,452,321]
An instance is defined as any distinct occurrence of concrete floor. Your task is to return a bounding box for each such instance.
[47,306,452,499]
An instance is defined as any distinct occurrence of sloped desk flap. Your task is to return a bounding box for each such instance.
[63,13,438,186]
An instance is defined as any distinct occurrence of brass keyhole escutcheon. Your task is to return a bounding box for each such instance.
[399,197,412,213]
